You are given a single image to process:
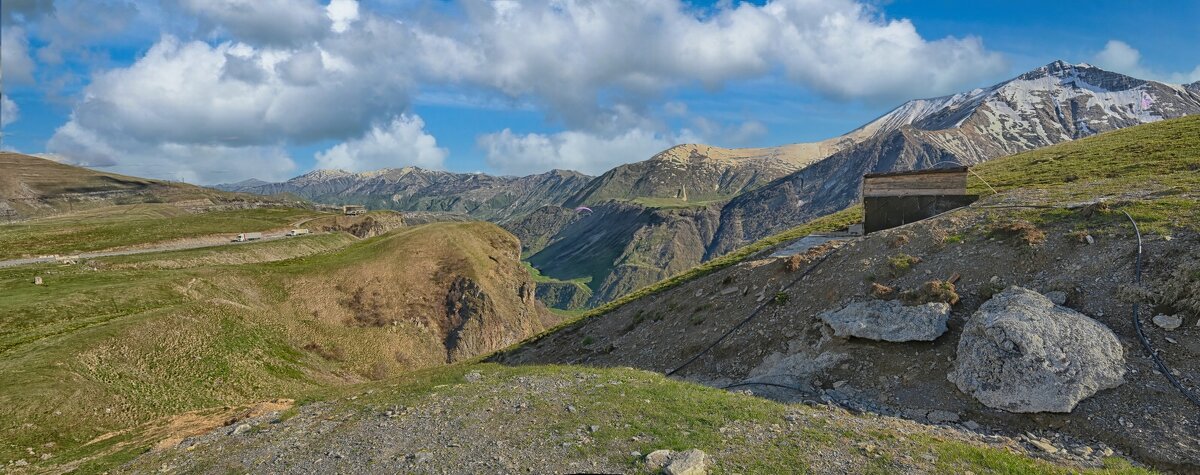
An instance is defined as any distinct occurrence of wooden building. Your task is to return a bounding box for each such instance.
[861,167,977,233]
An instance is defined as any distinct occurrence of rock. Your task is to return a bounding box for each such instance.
[412,451,432,463]
[33,276,43,285]
[818,300,951,342]
[962,420,981,431]
[230,423,252,435]
[464,371,483,383]
[1028,438,1059,454]
[645,449,674,470]
[926,410,960,424]
[1043,291,1068,306]
[665,449,708,475]
[1101,447,1115,457]
[1071,446,1094,457]
[949,287,1125,413]
[1152,314,1182,330]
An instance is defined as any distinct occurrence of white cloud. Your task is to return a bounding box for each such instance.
[40,0,1013,181]
[327,0,359,34]
[46,32,414,182]
[1,93,17,127]
[1,26,36,85]
[315,114,447,172]
[1094,40,1200,84]
[176,0,330,47]
[47,120,297,183]
[479,127,701,176]
[415,0,1007,127]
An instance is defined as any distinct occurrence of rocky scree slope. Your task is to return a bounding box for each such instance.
[498,116,1200,470]
[117,364,1149,474]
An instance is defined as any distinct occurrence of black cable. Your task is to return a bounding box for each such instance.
[666,249,837,376]
[1123,210,1200,407]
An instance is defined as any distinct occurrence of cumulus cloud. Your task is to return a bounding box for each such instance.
[42,0,1012,180]
[176,0,331,47]
[415,0,1006,126]
[1093,40,1200,84]
[1,26,36,85]
[479,126,701,176]
[48,120,297,183]
[46,30,412,182]
[1,93,17,127]
[326,0,359,34]
[315,114,447,172]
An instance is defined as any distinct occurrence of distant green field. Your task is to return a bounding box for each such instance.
[0,205,323,259]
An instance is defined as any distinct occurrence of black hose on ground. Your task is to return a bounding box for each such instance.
[1123,210,1200,407]
[666,248,837,377]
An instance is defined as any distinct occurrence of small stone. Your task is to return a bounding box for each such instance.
[566,405,577,413]
[1166,337,1178,344]
[230,423,252,435]
[13,460,29,467]
[412,451,433,463]
[962,420,981,431]
[464,371,483,383]
[645,449,674,471]
[665,449,708,475]
[33,276,43,285]
[926,410,960,424]
[1152,314,1182,330]
[588,425,599,433]
[1085,235,1095,244]
[1071,446,1094,457]
[1043,291,1068,306]
[1101,447,1115,457]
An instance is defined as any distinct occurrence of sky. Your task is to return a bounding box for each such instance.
[0,0,1197,184]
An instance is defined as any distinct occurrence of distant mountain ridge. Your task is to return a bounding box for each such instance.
[217,61,1200,307]
[708,60,1200,254]
[217,167,592,221]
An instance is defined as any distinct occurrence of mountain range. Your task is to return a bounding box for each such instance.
[218,61,1200,307]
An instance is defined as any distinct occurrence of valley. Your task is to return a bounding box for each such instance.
[1,114,1196,473]
[220,62,1200,311]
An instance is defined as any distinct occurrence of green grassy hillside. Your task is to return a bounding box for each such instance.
[0,222,551,470]
[0,205,323,259]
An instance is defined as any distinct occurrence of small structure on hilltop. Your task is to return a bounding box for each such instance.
[861,166,977,233]
[343,205,366,216]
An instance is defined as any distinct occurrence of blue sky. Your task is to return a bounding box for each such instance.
[1,0,1197,184]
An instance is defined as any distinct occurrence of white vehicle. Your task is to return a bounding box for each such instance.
[287,228,311,237]
[233,232,263,242]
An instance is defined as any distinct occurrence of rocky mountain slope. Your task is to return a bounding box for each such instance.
[217,167,592,222]
[498,116,1200,470]
[709,60,1200,254]
[0,152,289,219]
[565,141,853,207]
[215,62,1198,311]
[531,62,1200,301]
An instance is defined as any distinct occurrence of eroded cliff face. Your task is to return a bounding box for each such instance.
[443,275,543,362]
[291,222,554,371]
[309,212,407,238]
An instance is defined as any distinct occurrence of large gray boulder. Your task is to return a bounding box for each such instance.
[818,300,951,342]
[949,286,1125,413]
